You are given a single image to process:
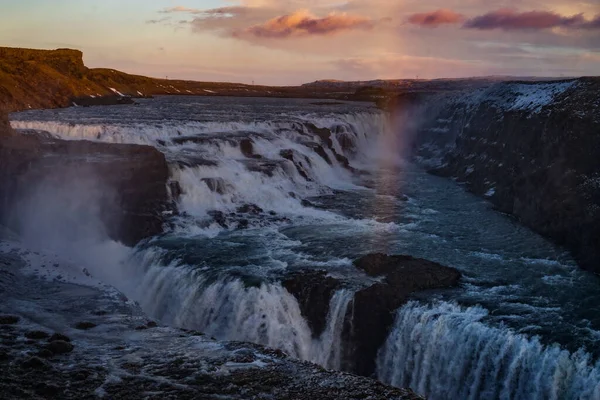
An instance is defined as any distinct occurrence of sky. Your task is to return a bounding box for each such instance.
[0,0,598,85]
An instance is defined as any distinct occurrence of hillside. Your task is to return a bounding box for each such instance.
[2,46,533,113]
[1,47,409,112]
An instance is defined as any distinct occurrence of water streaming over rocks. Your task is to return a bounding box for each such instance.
[378,301,600,400]
[9,96,600,399]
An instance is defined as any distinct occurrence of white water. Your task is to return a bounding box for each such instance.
[9,97,600,398]
[126,248,354,370]
[12,111,389,227]
[377,301,600,400]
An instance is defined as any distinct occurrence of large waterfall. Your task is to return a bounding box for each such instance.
[10,96,600,399]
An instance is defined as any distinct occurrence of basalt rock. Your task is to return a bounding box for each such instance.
[281,254,460,377]
[280,149,312,181]
[412,78,600,273]
[0,121,172,246]
[240,138,262,159]
[282,271,342,338]
[201,177,229,195]
[342,254,461,376]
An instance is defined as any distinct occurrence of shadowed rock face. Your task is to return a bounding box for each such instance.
[0,116,172,246]
[0,113,11,137]
[344,254,461,376]
[283,271,342,338]
[282,254,461,377]
[411,78,600,273]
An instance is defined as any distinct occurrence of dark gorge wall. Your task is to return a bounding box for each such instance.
[0,112,172,246]
[409,78,600,273]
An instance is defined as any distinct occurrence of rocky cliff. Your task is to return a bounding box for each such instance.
[284,254,461,377]
[408,78,600,273]
[0,112,172,246]
[0,47,397,112]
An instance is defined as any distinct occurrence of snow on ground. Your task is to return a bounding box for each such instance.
[109,87,125,97]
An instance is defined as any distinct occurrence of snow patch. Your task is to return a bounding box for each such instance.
[109,87,125,97]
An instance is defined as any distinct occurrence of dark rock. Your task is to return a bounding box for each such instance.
[0,129,172,247]
[34,382,62,397]
[146,321,158,328]
[169,181,183,200]
[334,153,354,171]
[337,132,356,153]
[0,315,19,325]
[21,356,50,370]
[0,113,13,138]
[46,340,74,354]
[343,254,461,376]
[314,145,332,165]
[207,210,228,228]
[72,95,135,107]
[0,350,11,361]
[237,204,263,215]
[201,178,228,195]
[25,330,50,340]
[305,123,333,148]
[301,199,315,207]
[414,78,600,273]
[280,149,311,181]
[283,271,342,338]
[238,219,249,229]
[240,138,262,159]
[75,321,97,330]
[48,333,71,342]
[135,325,148,331]
[37,349,54,358]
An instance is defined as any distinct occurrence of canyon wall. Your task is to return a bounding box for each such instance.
[408,78,600,273]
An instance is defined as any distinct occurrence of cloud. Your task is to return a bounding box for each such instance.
[240,10,375,38]
[159,6,201,14]
[146,17,171,24]
[463,9,598,31]
[407,9,464,28]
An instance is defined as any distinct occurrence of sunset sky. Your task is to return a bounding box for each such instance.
[1,0,598,85]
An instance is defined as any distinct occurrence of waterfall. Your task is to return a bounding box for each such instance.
[377,301,600,400]
[125,249,355,370]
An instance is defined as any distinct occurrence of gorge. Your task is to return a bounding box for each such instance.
[0,49,599,400]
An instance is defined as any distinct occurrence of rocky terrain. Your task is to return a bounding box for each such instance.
[0,250,423,400]
[405,78,600,273]
[284,254,461,376]
[0,47,375,112]
[0,111,172,246]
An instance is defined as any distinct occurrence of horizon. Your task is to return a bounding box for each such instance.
[1,1,599,85]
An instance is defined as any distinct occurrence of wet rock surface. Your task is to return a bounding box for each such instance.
[282,254,461,377]
[0,116,172,247]
[344,254,461,376]
[283,271,342,338]
[0,251,422,400]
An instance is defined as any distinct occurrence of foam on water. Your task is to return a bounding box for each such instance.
[122,247,354,370]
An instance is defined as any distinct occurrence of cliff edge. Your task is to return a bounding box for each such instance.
[410,78,600,273]
[0,111,172,246]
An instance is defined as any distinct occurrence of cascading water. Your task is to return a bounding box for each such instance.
[9,96,600,398]
[377,301,600,400]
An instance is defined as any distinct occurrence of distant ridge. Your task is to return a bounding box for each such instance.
[0,46,584,113]
[0,47,301,112]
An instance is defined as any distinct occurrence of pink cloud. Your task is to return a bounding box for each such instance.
[464,9,592,31]
[242,10,375,38]
[407,9,464,28]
